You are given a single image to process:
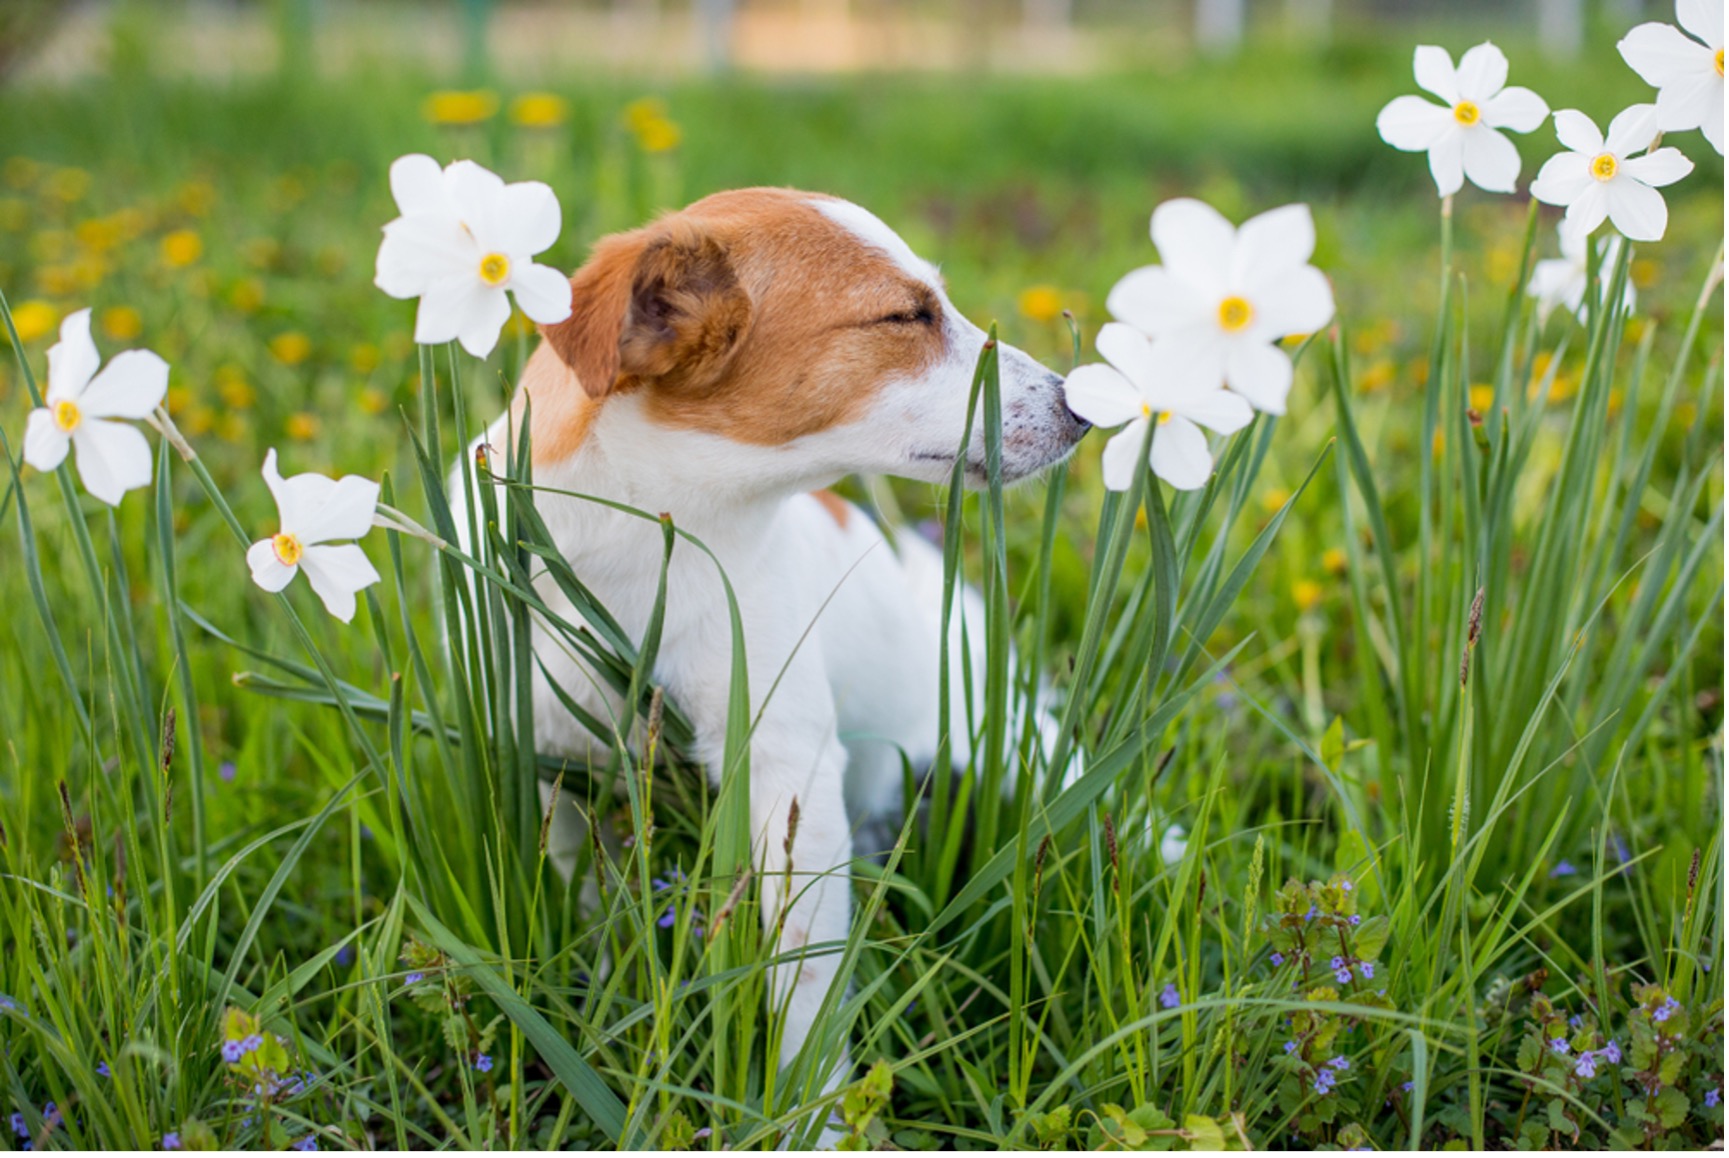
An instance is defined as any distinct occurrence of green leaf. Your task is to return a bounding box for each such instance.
[1655,1086,1689,1129]
[1320,716,1344,772]
[1183,1114,1227,1151]
[1353,914,1390,961]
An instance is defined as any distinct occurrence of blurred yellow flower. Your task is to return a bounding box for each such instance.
[286,412,321,441]
[1358,358,1395,393]
[166,386,194,414]
[1279,331,1313,349]
[0,197,26,231]
[1352,319,1399,357]
[1260,486,1291,514]
[76,217,123,253]
[47,167,90,203]
[510,92,570,129]
[623,97,668,132]
[1322,547,1348,576]
[1485,243,1518,284]
[358,387,390,416]
[70,254,107,290]
[423,89,500,126]
[217,367,256,410]
[1432,431,1446,457]
[162,229,203,267]
[243,237,281,270]
[1607,389,1624,419]
[1409,357,1430,388]
[1293,579,1324,612]
[4,156,39,189]
[31,228,71,263]
[10,299,58,343]
[229,278,266,314]
[1631,258,1658,289]
[100,306,143,341]
[1468,384,1495,412]
[1017,285,1064,323]
[270,332,312,366]
[177,181,216,216]
[349,343,380,374]
[38,265,81,296]
[217,414,249,444]
[634,116,682,154]
[182,404,216,437]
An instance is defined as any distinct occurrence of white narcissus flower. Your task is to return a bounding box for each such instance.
[1530,105,1695,242]
[1063,322,1254,492]
[1376,42,1551,196]
[1159,824,1189,867]
[1526,224,1636,323]
[246,449,382,624]
[22,308,167,506]
[1618,0,1724,155]
[374,154,573,358]
[1105,199,1335,415]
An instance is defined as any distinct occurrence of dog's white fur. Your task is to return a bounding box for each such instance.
[453,190,1085,1129]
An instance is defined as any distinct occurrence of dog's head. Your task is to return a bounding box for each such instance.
[527,188,1088,491]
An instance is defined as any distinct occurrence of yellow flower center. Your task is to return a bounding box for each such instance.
[1157,410,1174,425]
[1716,48,1724,77]
[272,532,304,567]
[1452,100,1481,126]
[1218,295,1254,332]
[478,252,511,286]
[52,399,81,432]
[1589,152,1619,182]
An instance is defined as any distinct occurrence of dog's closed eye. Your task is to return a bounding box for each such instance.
[874,301,938,327]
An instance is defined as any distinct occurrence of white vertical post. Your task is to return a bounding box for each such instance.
[1195,0,1245,54]
[697,0,734,72]
[1537,0,1585,59]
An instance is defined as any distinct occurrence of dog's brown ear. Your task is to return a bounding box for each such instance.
[541,221,752,400]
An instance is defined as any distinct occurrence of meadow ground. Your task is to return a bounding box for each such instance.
[0,29,1723,1152]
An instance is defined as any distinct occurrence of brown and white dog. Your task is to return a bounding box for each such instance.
[461,187,1087,1127]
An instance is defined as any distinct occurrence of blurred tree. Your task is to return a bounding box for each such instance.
[1537,0,1585,56]
[0,0,69,79]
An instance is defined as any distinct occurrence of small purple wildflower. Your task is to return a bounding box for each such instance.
[1601,1040,1621,1065]
[291,1136,318,1151]
[1313,1068,1337,1096]
[1549,1037,1570,1055]
[0,994,15,1011]
[1653,996,1680,1023]
[10,1113,25,1138]
[1340,880,1354,892]
[96,1060,109,1077]
[1349,914,1361,926]
[405,972,425,985]
[1328,1056,1350,1071]
[1574,1052,1598,1079]
[1549,860,1577,878]
[657,906,678,930]
[1568,1014,1583,1029]
[240,1034,263,1054]
[1283,1040,1298,1053]
[219,761,237,782]
[1359,962,1375,980]
[473,1052,493,1073]
[162,1132,181,1150]
[1270,952,1284,967]
[221,1040,245,1064]
[1335,967,1352,984]
[1705,1088,1720,1108]
[334,944,353,967]
[1330,955,1345,970]
[1303,905,1317,922]
[1159,983,1181,1009]
[1401,1080,1414,1092]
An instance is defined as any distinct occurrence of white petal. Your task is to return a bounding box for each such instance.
[457,286,514,359]
[1413,45,1459,103]
[247,538,298,593]
[1147,330,1228,400]
[1562,184,1611,238]
[1527,258,1583,321]
[1099,419,1148,491]
[298,544,380,624]
[46,308,99,404]
[1248,264,1335,341]
[1148,415,1213,491]
[1377,96,1454,153]
[1106,265,1209,335]
[1175,384,1255,433]
[299,474,380,546]
[375,216,475,300]
[1652,70,1722,132]
[1150,199,1235,295]
[389,154,452,218]
[1604,103,1662,156]
[1552,109,1604,154]
[1530,152,1594,206]
[1676,0,1723,49]
[1704,90,1725,153]
[1223,343,1296,415]
[264,448,323,533]
[507,261,574,325]
[23,409,69,472]
[1604,178,1669,242]
[1622,147,1696,187]
[413,275,504,355]
[1096,322,1162,392]
[1481,86,1550,133]
[1620,22,1716,87]
[77,349,169,420]
[1557,220,1587,263]
[443,160,512,252]
[70,417,151,506]
[1462,125,1522,192]
[1454,42,1509,102]
[1062,363,1145,430]
[494,181,563,257]
[1232,203,1315,292]
[1427,132,1466,197]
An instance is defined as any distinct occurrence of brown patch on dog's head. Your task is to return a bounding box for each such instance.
[528,188,948,461]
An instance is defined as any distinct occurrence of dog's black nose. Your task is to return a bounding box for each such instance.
[1050,373,1091,433]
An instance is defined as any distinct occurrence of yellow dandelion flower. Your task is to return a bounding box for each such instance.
[1322,547,1348,576]
[243,237,281,270]
[423,89,500,126]
[177,180,216,217]
[623,97,669,132]
[183,404,216,437]
[358,387,390,416]
[1293,579,1324,613]
[100,305,144,341]
[76,217,123,253]
[166,386,195,414]
[1631,258,1658,289]
[285,412,321,441]
[1432,431,1446,457]
[0,197,26,231]
[1260,486,1291,515]
[37,265,80,296]
[1358,358,1396,393]
[228,278,266,314]
[216,413,249,444]
[3,156,39,189]
[1607,389,1624,419]
[9,299,59,343]
[162,229,203,268]
[218,374,257,411]
[46,167,90,203]
[634,116,683,154]
[270,332,312,366]
[1017,285,1064,324]
[349,343,380,374]
[1467,384,1495,413]
[510,92,570,129]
